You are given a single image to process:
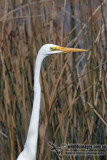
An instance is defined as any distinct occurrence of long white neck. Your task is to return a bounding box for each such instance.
[20,54,43,160]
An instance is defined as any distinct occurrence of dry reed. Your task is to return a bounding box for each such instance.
[0,0,107,160]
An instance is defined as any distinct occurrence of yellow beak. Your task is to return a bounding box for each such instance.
[51,46,87,53]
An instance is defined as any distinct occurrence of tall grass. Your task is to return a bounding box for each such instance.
[0,0,107,160]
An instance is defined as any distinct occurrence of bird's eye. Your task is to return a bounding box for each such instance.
[50,47,57,51]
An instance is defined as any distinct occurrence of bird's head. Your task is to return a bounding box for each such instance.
[38,44,87,58]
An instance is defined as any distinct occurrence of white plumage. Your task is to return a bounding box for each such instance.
[17,44,86,160]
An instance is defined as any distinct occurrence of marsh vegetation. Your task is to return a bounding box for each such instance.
[0,0,107,159]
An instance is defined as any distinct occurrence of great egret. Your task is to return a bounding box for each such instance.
[17,44,87,160]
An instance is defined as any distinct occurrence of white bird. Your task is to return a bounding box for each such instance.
[16,44,87,160]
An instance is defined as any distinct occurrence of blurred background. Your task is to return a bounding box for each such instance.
[0,0,107,160]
